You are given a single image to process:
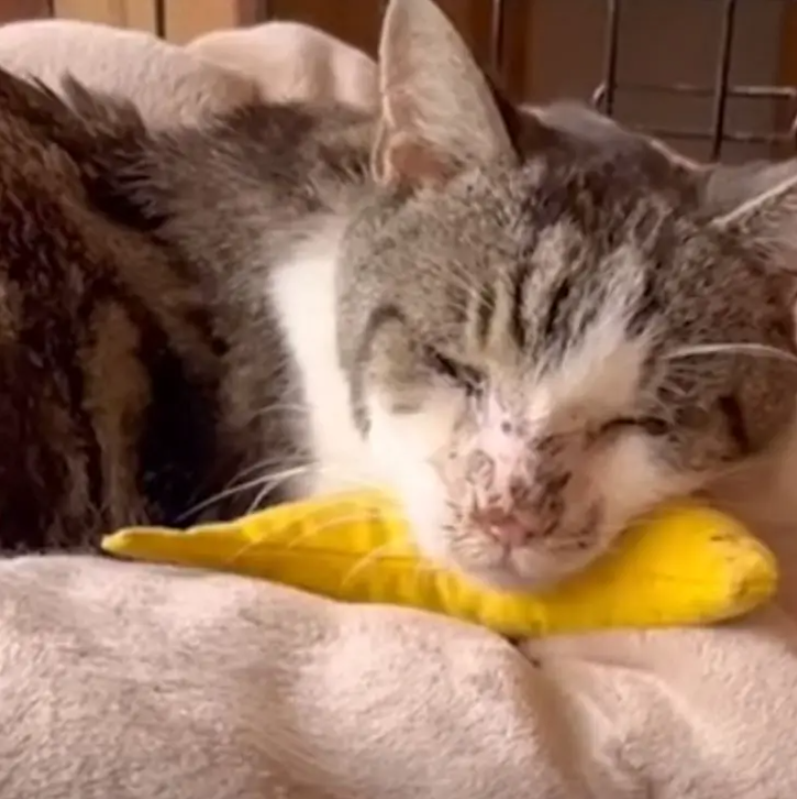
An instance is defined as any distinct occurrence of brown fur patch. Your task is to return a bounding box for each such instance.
[0,69,235,550]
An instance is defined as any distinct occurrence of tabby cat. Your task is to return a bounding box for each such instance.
[1,0,797,590]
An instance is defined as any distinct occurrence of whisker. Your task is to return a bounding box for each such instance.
[179,465,313,521]
[258,469,388,518]
[285,508,406,550]
[220,538,278,570]
[246,469,303,514]
[222,452,311,487]
[217,505,408,574]
[281,515,366,552]
[222,466,402,562]
[185,454,392,524]
[339,540,406,588]
[666,342,797,366]
[411,557,444,579]
[402,556,446,605]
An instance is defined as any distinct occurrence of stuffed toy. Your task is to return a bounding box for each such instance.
[101,490,777,637]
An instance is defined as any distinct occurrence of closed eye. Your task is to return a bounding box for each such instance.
[601,416,670,437]
[425,348,484,396]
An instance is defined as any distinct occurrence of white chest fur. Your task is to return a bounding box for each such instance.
[269,237,385,497]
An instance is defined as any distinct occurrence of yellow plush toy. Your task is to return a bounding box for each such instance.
[102,490,777,637]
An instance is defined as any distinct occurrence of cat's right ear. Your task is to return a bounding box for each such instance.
[372,0,517,189]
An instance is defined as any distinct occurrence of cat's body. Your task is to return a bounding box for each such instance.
[0,72,684,550]
[0,47,593,547]
[4,2,797,794]
[0,0,797,590]
[0,77,319,549]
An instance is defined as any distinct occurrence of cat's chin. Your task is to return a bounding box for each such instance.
[400,500,609,592]
[450,562,573,593]
[385,475,610,591]
[448,545,607,593]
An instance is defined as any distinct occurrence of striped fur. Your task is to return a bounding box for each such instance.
[2,0,797,593]
[0,73,309,550]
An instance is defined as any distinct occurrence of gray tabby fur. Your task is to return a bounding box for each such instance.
[5,0,797,589]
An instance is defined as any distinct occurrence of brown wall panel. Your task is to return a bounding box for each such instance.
[267,0,383,55]
[53,0,157,30]
[0,0,51,22]
[163,0,244,43]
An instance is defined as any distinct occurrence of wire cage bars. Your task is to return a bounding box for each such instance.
[109,0,797,160]
[592,0,797,159]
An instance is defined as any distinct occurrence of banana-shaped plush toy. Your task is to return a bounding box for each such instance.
[102,490,777,637]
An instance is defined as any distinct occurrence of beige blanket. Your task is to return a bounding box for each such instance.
[0,18,376,124]
[0,18,795,799]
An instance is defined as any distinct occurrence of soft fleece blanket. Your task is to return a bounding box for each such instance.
[0,18,795,799]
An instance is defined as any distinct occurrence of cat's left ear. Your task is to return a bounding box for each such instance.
[706,160,797,274]
[373,0,518,188]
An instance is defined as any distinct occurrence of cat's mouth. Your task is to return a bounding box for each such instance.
[437,500,611,591]
[444,537,605,592]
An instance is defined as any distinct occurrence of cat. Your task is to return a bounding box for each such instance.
[0,0,796,591]
[0,57,306,550]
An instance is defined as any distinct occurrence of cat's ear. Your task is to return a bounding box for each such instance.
[706,161,797,273]
[373,0,517,188]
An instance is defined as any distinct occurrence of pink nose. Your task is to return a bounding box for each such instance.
[477,509,531,547]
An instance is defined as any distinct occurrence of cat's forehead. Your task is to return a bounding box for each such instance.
[509,168,745,329]
[461,158,786,416]
[482,158,692,310]
[497,230,664,407]
[504,152,691,242]
[453,158,769,386]
[388,153,734,342]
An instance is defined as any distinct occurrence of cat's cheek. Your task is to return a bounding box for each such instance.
[364,385,463,468]
[393,470,453,563]
[593,434,699,542]
[365,394,460,561]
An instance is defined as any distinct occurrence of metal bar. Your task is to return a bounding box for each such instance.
[256,0,270,21]
[610,82,797,101]
[490,0,507,76]
[635,126,791,147]
[708,0,739,159]
[154,0,166,38]
[598,0,622,115]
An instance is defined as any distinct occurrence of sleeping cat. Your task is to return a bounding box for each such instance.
[1,0,796,590]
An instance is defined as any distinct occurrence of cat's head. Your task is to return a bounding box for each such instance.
[337,0,797,589]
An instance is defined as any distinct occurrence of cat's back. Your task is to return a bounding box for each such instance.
[0,70,222,550]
